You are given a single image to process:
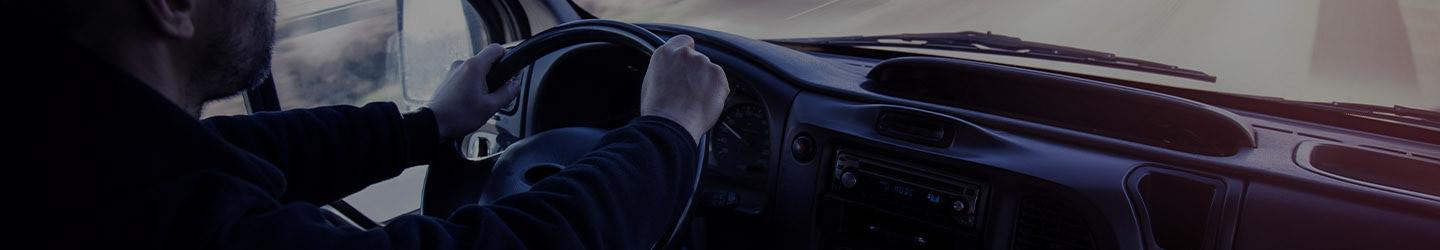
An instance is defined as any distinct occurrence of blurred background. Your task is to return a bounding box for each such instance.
[577,0,1438,110]
[201,0,1439,223]
[203,0,477,222]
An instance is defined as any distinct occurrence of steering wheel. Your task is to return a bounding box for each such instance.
[478,19,704,249]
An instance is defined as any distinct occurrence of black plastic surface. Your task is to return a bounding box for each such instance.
[1297,141,1440,201]
[644,24,1439,250]
[1233,182,1440,249]
[484,23,1440,250]
[1126,166,1242,250]
[864,57,1255,156]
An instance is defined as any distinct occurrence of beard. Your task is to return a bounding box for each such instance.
[192,0,276,103]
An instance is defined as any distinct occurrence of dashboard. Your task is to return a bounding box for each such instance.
[493,24,1440,250]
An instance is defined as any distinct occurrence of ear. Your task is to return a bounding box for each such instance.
[140,0,196,39]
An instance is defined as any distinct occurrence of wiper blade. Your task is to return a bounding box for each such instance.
[1286,101,1440,129]
[769,31,1218,82]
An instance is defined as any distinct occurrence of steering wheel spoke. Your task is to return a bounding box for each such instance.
[424,19,704,249]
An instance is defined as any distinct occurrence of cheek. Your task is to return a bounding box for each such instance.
[263,0,277,27]
[246,1,277,50]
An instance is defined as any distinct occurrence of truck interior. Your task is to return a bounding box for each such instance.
[217,1,1440,249]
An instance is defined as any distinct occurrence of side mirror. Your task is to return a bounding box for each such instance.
[397,0,485,106]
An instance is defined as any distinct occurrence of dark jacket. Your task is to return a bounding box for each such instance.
[24,38,698,249]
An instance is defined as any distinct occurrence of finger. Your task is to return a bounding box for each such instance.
[463,44,506,75]
[671,35,695,49]
[708,64,726,79]
[477,43,506,62]
[686,49,710,63]
[485,76,523,105]
[659,35,695,53]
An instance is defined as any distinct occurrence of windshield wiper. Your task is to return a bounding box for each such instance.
[768,31,1218,82]
[1282,101,1440,129]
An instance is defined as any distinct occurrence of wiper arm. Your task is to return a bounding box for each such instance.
[769,31,1218,82]
[1286,101,1440,129]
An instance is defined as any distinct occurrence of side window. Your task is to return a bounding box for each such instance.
[198,0,402,117]
[201,96,248,118]
[272,0,403,109]
[202,0,489,223]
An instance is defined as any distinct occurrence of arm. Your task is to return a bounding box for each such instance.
[201,102,439,204]
[212,116,698,250]
[218,35,723,249]
[200,41,523,205]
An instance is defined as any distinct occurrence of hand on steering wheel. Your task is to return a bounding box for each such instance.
[427,44,523,140]
[641,35,730,143]
[423,19,717,250]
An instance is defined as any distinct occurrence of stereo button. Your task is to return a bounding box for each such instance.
[840,172,858,189]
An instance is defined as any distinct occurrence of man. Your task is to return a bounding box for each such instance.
[12,0,728,249]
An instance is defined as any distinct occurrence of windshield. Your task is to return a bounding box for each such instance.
[576,0,1439,110]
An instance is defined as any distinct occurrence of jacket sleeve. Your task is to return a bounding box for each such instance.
[201,102,439,204]
[217,116,700,249]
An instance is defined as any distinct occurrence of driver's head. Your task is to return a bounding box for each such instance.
[17,0,277,114]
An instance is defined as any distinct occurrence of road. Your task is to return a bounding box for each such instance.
[581,0,1439,110]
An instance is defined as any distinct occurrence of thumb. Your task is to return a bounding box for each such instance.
[444,59,465,79]
[460,44,506,83]
[449,59,465,71]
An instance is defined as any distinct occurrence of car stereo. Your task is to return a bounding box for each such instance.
[817,149,988,249]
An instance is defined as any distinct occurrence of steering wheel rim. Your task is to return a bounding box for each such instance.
[479,19,705,249]
[484,19,666,92]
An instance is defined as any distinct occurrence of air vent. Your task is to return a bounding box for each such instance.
[1296,141,1440,200]
[1128,167,1230,250]
[875,110,955,147]
[1013,195,1097,250]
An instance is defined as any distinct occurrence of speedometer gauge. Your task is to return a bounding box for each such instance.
[707,103,771,185]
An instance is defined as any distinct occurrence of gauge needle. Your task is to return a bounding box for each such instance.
[720,122,751,146]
